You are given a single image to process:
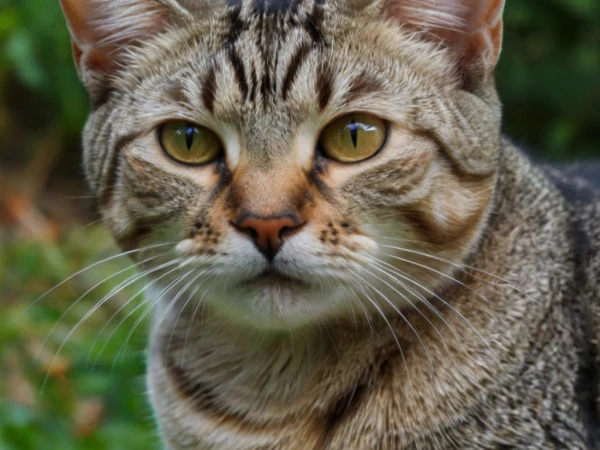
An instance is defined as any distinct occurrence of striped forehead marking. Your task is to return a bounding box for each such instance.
[203,0,329,111]
[224,0,327,45]
[227,0,326,14]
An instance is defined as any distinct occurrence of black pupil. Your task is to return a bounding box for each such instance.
[185,125,195,150]
[349,120,358,148]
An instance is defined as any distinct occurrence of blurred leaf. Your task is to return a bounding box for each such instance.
[4,30,43,88]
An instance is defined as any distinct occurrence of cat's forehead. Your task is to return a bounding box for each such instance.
[121,0,455,156]
[179,2,403,108]
[206,0,352,17]
[210,0,329,51]
[228,0,325,15]
[147,2,345,120]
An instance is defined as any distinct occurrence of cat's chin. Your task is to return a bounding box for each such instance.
[240,269,310,291]
[204,271,342,330]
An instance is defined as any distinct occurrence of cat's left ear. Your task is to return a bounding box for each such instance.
[59,0,189,97]
[386,0,505,79]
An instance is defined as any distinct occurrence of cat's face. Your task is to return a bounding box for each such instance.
[62,0,504,328]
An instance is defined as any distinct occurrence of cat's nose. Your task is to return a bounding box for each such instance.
[232,215,305,262]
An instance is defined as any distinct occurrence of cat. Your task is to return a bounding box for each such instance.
[58,0,600,448]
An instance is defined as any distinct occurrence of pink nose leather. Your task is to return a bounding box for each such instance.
[235,216,303,261]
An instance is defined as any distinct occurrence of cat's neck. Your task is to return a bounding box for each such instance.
[152,305,381,417]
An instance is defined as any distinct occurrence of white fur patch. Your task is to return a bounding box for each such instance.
[88,0,169,46]
[388,0,470,32]
[387,0,505,34]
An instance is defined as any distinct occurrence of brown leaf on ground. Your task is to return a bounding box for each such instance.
[74,397,104,437]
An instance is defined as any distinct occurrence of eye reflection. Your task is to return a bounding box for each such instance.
[319,114,388,163]
[159,121,222,165]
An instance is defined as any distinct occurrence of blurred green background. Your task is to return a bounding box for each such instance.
[0,0,599,449]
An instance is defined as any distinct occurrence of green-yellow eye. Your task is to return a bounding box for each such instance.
[159,121,222,165]
[319,114,388,163]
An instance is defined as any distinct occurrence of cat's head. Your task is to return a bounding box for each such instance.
[60,0,505,329]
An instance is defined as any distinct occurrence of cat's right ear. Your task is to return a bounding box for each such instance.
[385,0,506,82]
[59,0,184,97]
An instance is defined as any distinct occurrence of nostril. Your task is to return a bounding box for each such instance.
[230,221,258,240]
[279,226,292,240]
[245,226,259,240]
[279,222,306,240]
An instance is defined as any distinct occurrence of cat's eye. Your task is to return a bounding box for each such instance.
[319,114,388,163]
[159,121,222,165]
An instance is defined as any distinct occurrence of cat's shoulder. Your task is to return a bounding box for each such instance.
[535,157,600,291]
[539,161,600,205]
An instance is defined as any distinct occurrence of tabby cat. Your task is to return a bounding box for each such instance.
[59,0,600,448]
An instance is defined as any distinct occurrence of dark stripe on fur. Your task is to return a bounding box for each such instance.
[90,86,114,111]
[99,132,141,208]
[310,155,336,202]
[281,41,312,100]
[93,120,113,192]
[212,160,233,199]
[229,48,249,99]
[321,351,394,446]
[165,354,248,421]
[322,383,365,445]
[260,59,274,106]
[167,356,220,410]
[253,0,301,14]
[304,0,325,45]
[201,64,218,113]
[116,217,162,251]
[316,64,333,110]
[165,80,186,105]
[224,2,245,48]
[345,74,384,104]
[249,60,259,103]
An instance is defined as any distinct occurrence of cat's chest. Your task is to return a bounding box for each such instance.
[149,312,495,449]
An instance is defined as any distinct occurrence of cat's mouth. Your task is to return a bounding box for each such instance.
[241,269,309,290]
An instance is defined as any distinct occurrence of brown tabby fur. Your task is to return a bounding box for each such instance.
[59,0,600,448]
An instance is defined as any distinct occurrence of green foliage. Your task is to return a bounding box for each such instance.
[0,227,159,450]
[0,0,87,136]
[497,0,600,160]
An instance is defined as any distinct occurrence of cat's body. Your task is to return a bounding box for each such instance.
[149,145,600,449]
[58,0,600,448]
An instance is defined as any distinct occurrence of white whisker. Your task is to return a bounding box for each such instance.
[37,252,166,362]
[352,270,434,372]
[382,251,493,306]
[379,240,538,304]
[87,261,185,370]
[41,257,182,392]
[363,257,461,360]
[113,269,194,367]
[26,241,176,313]
[365,256,479,348]
[166,270,207,355]
[350,274,410,381]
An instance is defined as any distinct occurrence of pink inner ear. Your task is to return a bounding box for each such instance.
[386,0,505,73]
[60,0,169,73]
[388,0,471,32]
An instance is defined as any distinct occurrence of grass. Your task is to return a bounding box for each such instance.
[0,226,160,450]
